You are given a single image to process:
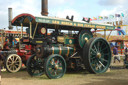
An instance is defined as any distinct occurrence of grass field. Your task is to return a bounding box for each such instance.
[1,66,128,85]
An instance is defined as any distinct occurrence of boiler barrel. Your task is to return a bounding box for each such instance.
[48,45,76,57]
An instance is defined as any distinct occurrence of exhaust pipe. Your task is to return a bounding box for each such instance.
[41,0,48,16]
[8,8,13,29]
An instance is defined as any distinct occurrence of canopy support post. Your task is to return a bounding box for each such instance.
[33,23,38,39]
[30,22,32,38]
[21,23,23,38]
[107,30,112,41]
[104,29,106,39]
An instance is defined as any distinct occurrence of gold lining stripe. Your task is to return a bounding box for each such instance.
[66,47,70,56]
[52,46,54,54]
[74,47,76,53]
[59,46,62,55]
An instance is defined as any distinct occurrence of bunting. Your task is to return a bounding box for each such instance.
[104,16,108,19]
[83,17,88,21]
[83,17,92,21]
[115,14,120,17]
[121,13,124,17]
[109,15,114,19]
[99,16,103,20]
[93,17,97,20]
[87,13,124,21]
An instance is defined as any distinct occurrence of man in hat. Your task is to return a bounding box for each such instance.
[113,45,120,63]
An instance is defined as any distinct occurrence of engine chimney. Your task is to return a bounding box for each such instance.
[8,8,13,29]
[41,0,48,16]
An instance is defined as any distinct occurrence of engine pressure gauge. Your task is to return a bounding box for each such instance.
[40,27,46,34]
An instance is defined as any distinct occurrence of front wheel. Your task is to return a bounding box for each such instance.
[5,54,22,73]
[44,54,66,79]
[83,37,111,73]
[26,54,44,76]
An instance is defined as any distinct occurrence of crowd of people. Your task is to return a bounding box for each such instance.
[112,45,128,64]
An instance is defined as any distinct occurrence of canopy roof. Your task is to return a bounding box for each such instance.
[12,13,115,30]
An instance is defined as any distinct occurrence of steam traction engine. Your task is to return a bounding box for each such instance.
[11,12,115,78]
[0,35,33,73]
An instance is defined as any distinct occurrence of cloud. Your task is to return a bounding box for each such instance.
[98,0,128,6]
[100,6,128,25]
[0,0,41,29]
[55,9,81,20]
[49,0,73,6]
[100,6,123,16]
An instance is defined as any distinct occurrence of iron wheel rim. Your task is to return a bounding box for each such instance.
[45,54,66,79]
[27,54,44,76]
[83,38,111,73]
[6,54,22,73]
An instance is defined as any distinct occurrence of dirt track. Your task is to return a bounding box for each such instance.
[1,67,128,85]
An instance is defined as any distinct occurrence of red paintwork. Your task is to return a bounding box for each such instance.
[25,55,32,60]
[16,45,33,61]
[11,13,35,24]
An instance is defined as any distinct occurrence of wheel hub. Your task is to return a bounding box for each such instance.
[55,64,59,70]
[97,53,101,58]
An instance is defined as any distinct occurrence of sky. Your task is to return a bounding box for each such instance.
[0,0,128,31]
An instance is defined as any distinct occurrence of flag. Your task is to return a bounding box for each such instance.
[109,15,114,19]
[93,17,97,20]
[98,16,103,20]
[121,13,124,17]
[115,14,120,17]
[90,18,92,21]
[104,16,108,19]
[83,17,92,22]
[83,17,88,21]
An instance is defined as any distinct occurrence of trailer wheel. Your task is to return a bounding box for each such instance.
[44,54,66,79]
[5,54,22,73]
[83,37,111,73]
[27,54,44,76]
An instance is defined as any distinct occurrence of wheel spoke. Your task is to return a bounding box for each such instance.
[99,42,104,52]
[99,61,105,68]
[91,49,97,54]
[96,63,101,70]
[32,69,36,73]
[8,64,12,66]
[13,56,15,61]
[14,65,17,70]
[54,71,57,75]
[7,61,12,64]
[15,63,19,66]
[90,56,96,60]
[51,59,55,65]
[100,42,104,48]
[103,53,110,56]
[94,45,98,53]
[9,57,13,61]
[97,42,100,52]
[12,65,15,71]
[100,58,108,62]
[15,57,19,62]
[10,65,13,70]
[100,47,107,52]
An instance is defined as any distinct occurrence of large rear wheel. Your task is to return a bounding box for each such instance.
[83,37,111,73]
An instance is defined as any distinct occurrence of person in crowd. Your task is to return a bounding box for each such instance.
[124,45,128,57]
[113,45,120,63]
[124,45,128,67]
